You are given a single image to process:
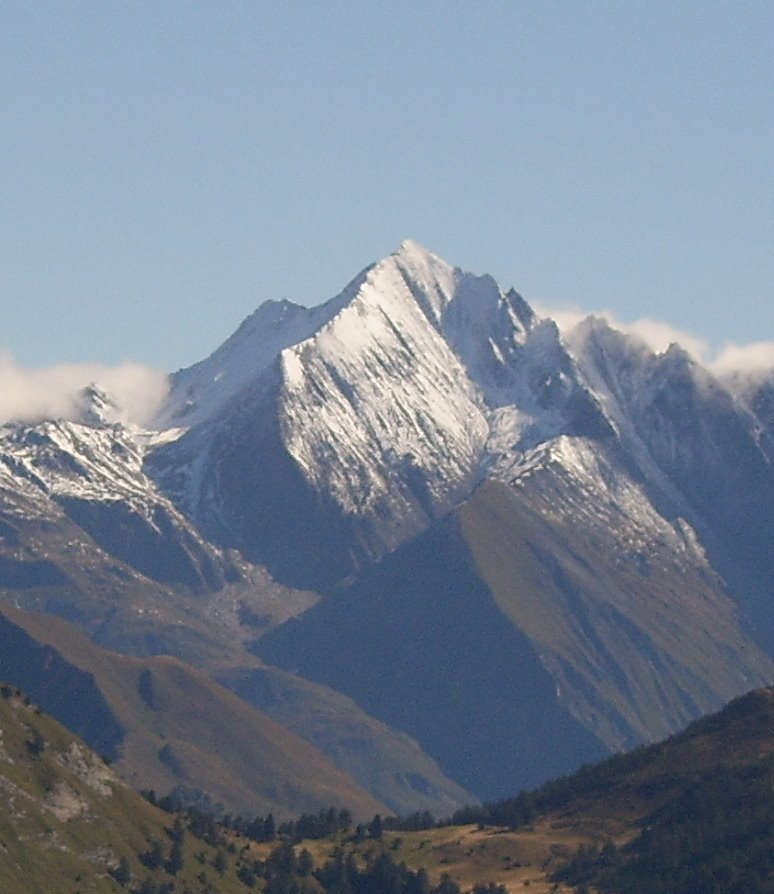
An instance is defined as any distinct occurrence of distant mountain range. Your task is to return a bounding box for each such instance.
[0,241,771,811]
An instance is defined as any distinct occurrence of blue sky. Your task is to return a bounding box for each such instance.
[1,1,772,374]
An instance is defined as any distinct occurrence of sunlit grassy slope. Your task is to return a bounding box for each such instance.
[0,687,259,894]
[2,682,769,894]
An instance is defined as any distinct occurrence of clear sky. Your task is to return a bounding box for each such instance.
[1,1,772,374]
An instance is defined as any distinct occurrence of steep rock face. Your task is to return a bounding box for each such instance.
[721,369,774,461]
[439,275,613,456]
[569,320,773,537]
[154,264,377,431]
[150,245,492,585]
[150,363,365,587]
[275,252,487,538]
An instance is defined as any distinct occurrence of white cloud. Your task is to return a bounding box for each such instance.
[533,301,710,361]
[618,318,709,362]
[537,300,774,388]
[533,303,590,337]
[0,351,169,426]
[711,341,774,378]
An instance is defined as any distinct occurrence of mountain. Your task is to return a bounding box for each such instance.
[566,318,774,654]
[0,597,470,818]
[0,395,471,816]
[257,472,770,799]
[148,240,613,589]
[0,239,772,811]
[719,367,774,460]
[220,664,472,817]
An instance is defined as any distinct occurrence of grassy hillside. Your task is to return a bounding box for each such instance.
[0,682,535,894]
[0,603,383,820]
[439,686,774,893]
[266,687,773,894]
[0,685,266,894]
[452,685,773,827]
[3,685,768,894]
[543,687,774,893]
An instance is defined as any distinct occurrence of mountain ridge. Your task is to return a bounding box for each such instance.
[0,601,386,819]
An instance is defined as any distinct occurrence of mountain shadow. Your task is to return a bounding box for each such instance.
[258,513,608,801]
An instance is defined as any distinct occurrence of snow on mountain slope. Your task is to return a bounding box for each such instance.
[565,317,772,507]
[2,416,149,505]
[439,272,612,454]
[277,245,488,516]
[148,242,621,582]
[563,316,774,653]
[565,316,774,556]
[503,434,705,570]
[146,245,491,580]
[720,368,774,462]
[5,240,768,609]
[152,258,382,431]
[475,435,774,748]
[155,300,326,431]
[0,388,233,593]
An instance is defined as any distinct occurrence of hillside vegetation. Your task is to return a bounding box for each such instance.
[1,685,770,894]
[0,684,262,894]
[446,686,774,893]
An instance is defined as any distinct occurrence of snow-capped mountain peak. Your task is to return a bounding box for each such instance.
[152,241,462,433]
[145,242,624,584]
[388,239,459,327]
[137,239,773,614]
[2,239,772,810]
